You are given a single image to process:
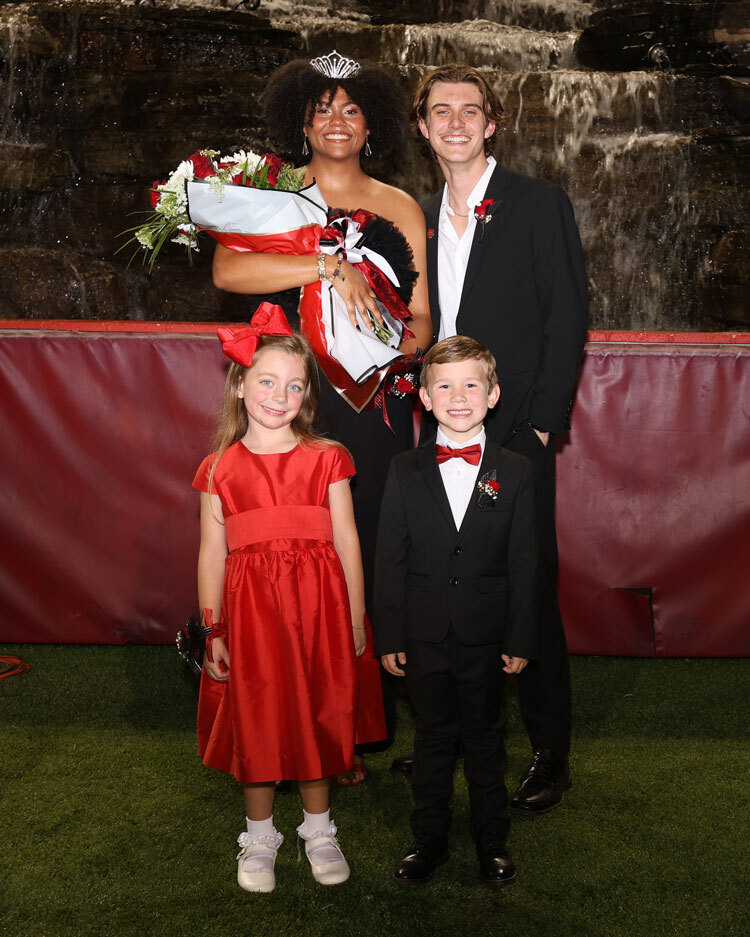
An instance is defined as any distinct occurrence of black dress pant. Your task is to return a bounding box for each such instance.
[504,424,572,761]
[405,627,510,844]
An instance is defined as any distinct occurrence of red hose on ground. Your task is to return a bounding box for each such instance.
[0,657,30,680]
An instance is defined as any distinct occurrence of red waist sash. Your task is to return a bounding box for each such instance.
[225,505,332,552]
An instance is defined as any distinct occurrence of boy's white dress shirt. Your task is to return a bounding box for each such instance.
[435,426,486,529]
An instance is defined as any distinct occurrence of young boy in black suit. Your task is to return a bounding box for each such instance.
[373,335,539,886]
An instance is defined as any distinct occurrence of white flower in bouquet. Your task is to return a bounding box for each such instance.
[119,147,304,270]
[228,150,262,177]
[172,230,199,249]
[135,228,155,250]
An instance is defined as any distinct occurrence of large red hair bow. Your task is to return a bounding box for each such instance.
[217,302,293,366]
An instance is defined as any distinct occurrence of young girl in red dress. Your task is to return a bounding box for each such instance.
[193,303,369,893]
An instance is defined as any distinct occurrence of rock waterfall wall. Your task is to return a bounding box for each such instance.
[0,0,747,328]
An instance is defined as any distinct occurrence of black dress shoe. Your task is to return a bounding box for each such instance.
[393,837,449,885]
[510,747,571,817]
[476,841,517,885]
[390,753,414,776]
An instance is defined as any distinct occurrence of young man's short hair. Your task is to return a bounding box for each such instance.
[413,65,505,157]
[421,335,499,390]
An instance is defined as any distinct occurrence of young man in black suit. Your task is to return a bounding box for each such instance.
[374,336,539,885]
[403,65,589,816]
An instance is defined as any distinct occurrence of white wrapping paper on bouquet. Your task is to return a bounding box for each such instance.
[319,283,403,384]
[186,180,405,385]
[316,215,405,384]
[187,179,328,233]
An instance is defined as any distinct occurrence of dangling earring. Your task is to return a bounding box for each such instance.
[364,138,372,157]
[302,136,309,157]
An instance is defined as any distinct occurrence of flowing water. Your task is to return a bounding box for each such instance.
[0,0,747,327]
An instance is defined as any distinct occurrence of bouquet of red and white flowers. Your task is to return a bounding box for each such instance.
[121,149,307,270]
[122,147,417,410]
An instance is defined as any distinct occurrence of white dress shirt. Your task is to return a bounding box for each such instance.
[437,156,497,340]
[436,427,486,529]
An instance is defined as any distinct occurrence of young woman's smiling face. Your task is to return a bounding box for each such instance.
[304,86,369,158]
[238,348,308,434]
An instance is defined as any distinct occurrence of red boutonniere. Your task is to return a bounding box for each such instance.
[427,228,435,239]
[475,199,495,243]
[477,471,500,505]
[474,198,494,223]
[475,199,495,241]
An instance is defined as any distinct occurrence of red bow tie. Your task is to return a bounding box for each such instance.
[435,443,482,466]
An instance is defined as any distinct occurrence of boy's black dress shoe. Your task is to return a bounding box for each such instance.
[393,836,449,885]
[476,842,517,885]
[390,753,414,776]
[510,748,571,817]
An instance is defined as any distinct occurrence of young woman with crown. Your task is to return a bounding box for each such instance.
[211,51,432,785]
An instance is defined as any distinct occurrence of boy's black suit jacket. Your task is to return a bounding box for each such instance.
[422,165,589,444]
[373,437,539,661]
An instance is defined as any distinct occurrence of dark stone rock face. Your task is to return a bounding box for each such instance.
[0,0,747,329]
[577,1,750,73]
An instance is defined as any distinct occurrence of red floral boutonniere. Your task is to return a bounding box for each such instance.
[475,199,494,223]
[427,228,435,239]
[477,470,500,506]
[475,198,495,241]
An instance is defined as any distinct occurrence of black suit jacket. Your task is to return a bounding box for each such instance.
[373,437,538,660]
[422,165,589,445]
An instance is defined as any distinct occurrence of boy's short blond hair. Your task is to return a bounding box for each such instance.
[421,336,498,390]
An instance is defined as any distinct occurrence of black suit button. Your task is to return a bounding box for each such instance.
[450,577,460,587]
[453,546,462,555]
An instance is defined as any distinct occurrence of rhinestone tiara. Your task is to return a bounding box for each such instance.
[309,50,361,80]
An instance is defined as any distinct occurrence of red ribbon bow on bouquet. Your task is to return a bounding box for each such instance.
[217,302,293,366]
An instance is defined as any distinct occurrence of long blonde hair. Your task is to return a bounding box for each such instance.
[206,333,339,500]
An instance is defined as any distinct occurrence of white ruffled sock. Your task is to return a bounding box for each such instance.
[297,810,345,867]
[300,809,330,837]
[246,815,275,837]
[237,816,283,877]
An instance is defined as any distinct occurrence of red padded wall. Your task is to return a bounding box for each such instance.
[0,331,224,644]
[556,342,749,657]
[0,327,748,655]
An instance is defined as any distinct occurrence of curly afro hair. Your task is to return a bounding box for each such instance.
[260,58,407,162]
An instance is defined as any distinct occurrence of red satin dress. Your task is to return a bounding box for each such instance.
[192,440,384,783]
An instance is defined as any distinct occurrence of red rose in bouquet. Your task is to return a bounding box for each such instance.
[260,153,284,186]
[187,150,217,180]
[150,180,167,208]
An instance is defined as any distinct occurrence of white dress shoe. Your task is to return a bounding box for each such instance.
[236,829,284,893]
[297,821,350,886]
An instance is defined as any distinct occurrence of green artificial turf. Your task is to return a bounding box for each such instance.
[1,647,748,937]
